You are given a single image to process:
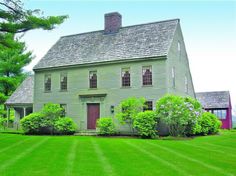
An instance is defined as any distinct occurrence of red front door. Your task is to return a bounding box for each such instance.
[87,104,100,129]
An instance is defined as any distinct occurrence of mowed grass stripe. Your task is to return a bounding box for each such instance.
[96,138,168,176]
[123,140,190,176]
[0,138,31,153]
[203,142,236,151]
[146,141,234,176]
[91,139,117,176]
[71,137,106,176]
[64,139,78,175]
[0,137,49,172]
[182,142,236,158]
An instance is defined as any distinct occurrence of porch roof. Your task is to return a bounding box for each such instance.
[5,76,34,106]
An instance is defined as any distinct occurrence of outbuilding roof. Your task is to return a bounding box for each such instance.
[196,91,230,109]
[33,19,179,70]
[5,76,34,106]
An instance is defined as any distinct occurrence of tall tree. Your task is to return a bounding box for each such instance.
[0,0,68,117]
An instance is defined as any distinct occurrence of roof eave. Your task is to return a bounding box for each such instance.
[33,55,167,72]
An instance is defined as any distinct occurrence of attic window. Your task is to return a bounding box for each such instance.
[121,68,130,87]
[142,66,152,86]
[89,71,97,88]
[185,75,188,93]
[172,67,175,88]
[44,74,51,92]
[178,41,181,60]
[178,41,181,51]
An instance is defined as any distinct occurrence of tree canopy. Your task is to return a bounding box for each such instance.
[0,0,68,118]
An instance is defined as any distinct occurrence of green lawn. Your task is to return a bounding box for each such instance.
[0,131,235,176]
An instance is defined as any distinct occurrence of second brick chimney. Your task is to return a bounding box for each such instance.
[104,12,122,34]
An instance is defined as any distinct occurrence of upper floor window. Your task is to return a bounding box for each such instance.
[143,101,153,111]
[122,68,130,87]
[213,109,227,119]
[185,75,188,93]
[60,73,67,91]
[60,104,67,117]
[89,71,97,88]
[44,74,51,92]
[142,66,152,86]
[172,67,175,88]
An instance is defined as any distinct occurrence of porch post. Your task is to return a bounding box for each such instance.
[6,106,9,128]
[23,107,26,117]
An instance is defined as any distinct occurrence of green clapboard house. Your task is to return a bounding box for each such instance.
[5,12,195,132]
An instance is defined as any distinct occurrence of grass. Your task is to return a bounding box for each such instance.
[0,131,235,176]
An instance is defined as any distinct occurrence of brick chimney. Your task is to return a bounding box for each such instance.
[104,12,122,34]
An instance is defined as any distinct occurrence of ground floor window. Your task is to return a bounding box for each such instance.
[60,104,67,117]
[213,109,227,119]
[143,101,153,111]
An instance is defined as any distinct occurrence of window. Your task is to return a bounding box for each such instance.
[60,73,67,91]
[172,67,175,88]
[60,104,67,117]
[89,71,97,88]
[213,109,227,119]
[143,101,153,111]
[178,41,181,60]
[121,68,130,87]
[44,74,51,92]
[185,75,188,93]
[142,66,152,86]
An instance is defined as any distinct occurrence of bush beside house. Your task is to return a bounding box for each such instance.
[194,112,222,135]
[20,103,77,135]
[96,117,115,135]
[156,95,202,137]
[133,111,157,138]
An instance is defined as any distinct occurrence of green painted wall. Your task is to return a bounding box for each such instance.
[167,23,195,97]
[34,59,168,132]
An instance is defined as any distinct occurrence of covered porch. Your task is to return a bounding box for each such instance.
[4,76,34,129]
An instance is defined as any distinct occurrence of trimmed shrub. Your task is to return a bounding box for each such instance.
[196,112,222,135]
[20,103,77,135]
[96,117,115,136]
[54,117,77,135]
[133,111,157,138]
[156,94,202,137]
[20,113,44,134]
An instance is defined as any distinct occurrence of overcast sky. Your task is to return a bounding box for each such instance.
[22,0,236,115]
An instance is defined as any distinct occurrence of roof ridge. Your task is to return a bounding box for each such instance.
[60,18,179,39]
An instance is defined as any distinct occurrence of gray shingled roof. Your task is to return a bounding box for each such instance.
[34,19,179,70]
[5,76,34,105]
[196,91,230,109]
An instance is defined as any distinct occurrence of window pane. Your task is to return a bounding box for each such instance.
[60,73,67,91]
[143,101,153,111]
[122,68,130,87]
[44,74,51,92]
[89,71,97,88]
[60,104,67,117]
[142,66,152,86]
[221,110,227,119]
